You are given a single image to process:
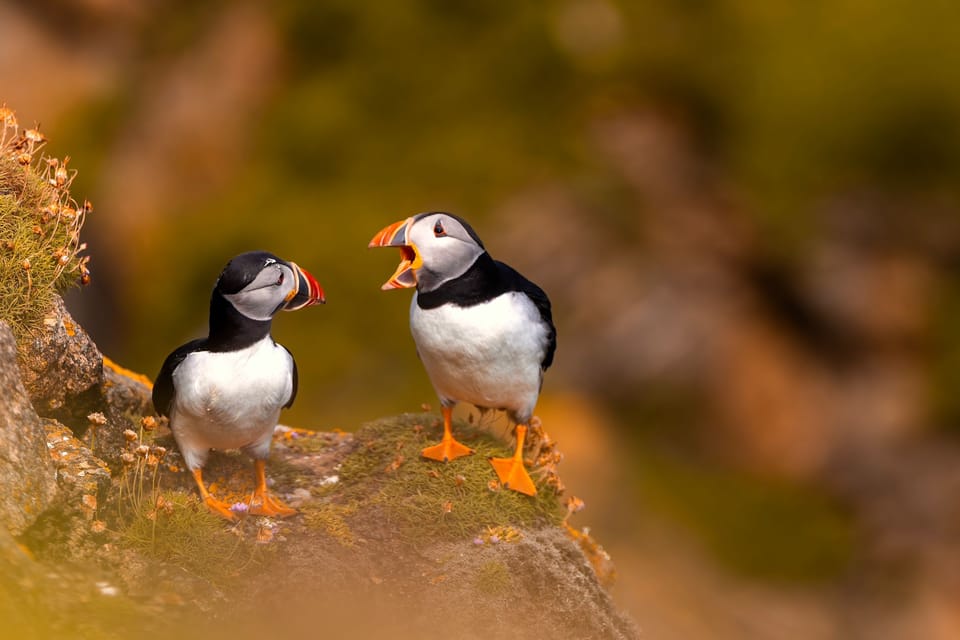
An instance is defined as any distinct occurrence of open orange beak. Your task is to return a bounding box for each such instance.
[368,217,421,290]
[283,262,325,310]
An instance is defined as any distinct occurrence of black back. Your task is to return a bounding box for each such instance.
[416,252,557,370]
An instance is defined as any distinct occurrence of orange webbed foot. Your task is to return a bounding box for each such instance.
[203,495,240,522]
[248,491,297,518]
[421,436,474,462]
[489,455,537,496]
[489,424,537,496]
[191,468,239,521]
[422,405,474,461]
[249,459,297,518]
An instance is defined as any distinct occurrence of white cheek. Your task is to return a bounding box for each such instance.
[224,287,281,320]
[413,235,483,285]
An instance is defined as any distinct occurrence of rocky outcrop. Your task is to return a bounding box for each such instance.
[0,295,152,540]
[0,297,639,640]
[17,295,104,435]
[15,295,153,470]
[189,421,640,640]
[0,323,57,536]
[19,420,113,555]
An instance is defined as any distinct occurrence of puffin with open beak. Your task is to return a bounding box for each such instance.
[152,251,324,520]
[369,212,556,496]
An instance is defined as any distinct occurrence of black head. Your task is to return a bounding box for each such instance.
[216,251,325,322]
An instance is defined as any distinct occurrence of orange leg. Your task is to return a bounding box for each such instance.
[248,459,297,518]
[421,406,474,462]
[191,468,238,522]
[489,424,537,496]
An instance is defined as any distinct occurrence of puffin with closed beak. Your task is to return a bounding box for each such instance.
[369,212,556,496]
[152,251,325,520]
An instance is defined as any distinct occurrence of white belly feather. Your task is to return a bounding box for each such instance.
[410,292,548,423]
[170,336,293,468]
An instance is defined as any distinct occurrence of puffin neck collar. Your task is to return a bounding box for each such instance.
[206,291,273,352]
[416,252,505,310]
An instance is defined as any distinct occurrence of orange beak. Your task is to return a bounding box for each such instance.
[368,218,421,290]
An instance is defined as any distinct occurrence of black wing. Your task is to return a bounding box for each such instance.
[496,261,557,370]
[152,338,206,417]
[282,345,298,409]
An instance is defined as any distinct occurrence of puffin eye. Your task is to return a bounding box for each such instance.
[275,272,284,286]
[434,220,446,237]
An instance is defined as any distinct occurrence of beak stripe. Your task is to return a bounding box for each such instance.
[368,219,409,248]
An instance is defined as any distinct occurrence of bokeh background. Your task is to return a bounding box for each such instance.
[4,1,960,637]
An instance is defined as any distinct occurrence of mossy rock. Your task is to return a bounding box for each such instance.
[328,413,564,543]
[8,401,635,640]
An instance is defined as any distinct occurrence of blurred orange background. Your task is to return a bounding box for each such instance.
[4,1,960,637]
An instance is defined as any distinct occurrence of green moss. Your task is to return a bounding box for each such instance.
[282,432,332,455]
[302,501,359,546]
[119,490,261,585]
[474,559,511,595]
[0,117,89,343]
[336,413,563,543]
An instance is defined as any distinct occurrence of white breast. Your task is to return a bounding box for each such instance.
[410,292,548,423]
[170,336,293,468]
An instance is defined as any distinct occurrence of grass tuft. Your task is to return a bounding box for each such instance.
[120,490,260,585]
[113,417,264,586]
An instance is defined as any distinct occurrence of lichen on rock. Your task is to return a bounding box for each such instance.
[17,295,104,432]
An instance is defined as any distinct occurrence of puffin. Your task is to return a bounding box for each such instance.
[369,212,556,496]
[152,251,325,520]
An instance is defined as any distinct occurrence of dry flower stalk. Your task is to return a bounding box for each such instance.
[0,103,91,341]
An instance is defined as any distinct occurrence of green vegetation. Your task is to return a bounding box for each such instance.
[330,413,563,543]
[302,500,359,547]
[111,419,264,587]
[0,109,90,342]
[474,559,512,595]
[120,490,261,585]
